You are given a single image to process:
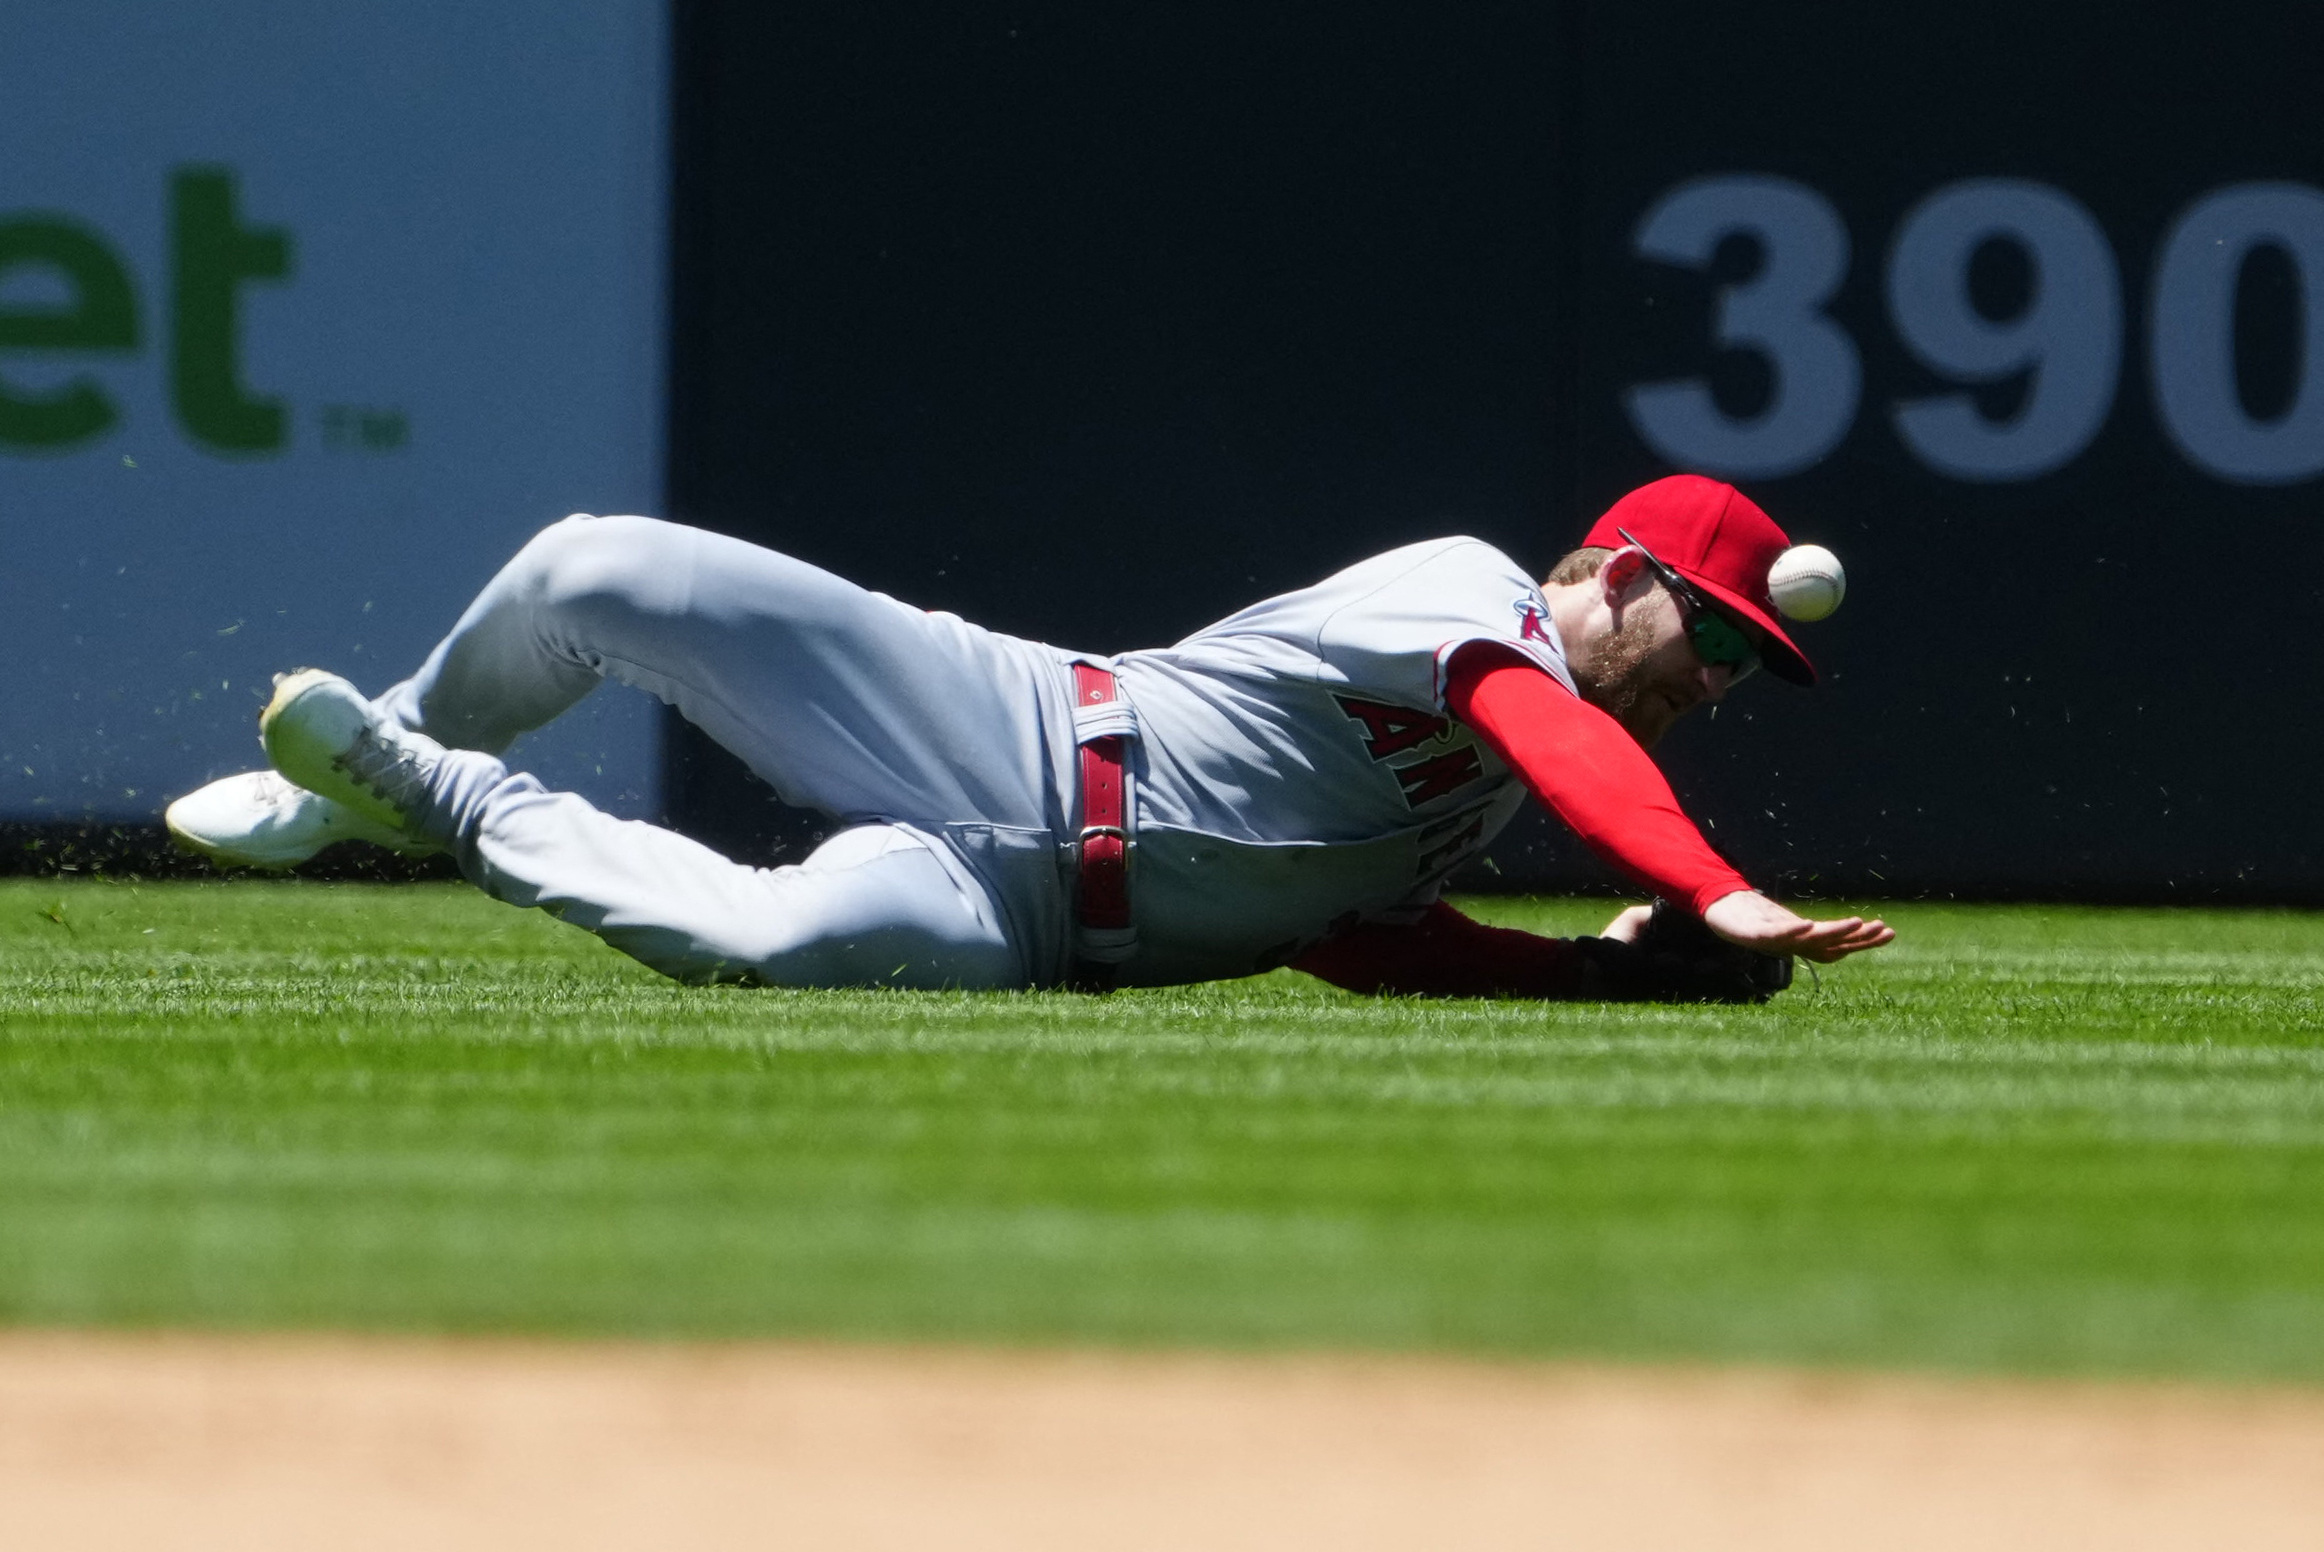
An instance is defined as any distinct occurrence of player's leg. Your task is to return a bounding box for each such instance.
[262,670,1029,988]
[168,513,645,867]
[474,793,1027,989]
[169,513,1074,867]
[366,512,656,756]
[374,513,1074,831]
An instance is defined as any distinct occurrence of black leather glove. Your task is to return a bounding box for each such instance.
[1571,899,1795,1004]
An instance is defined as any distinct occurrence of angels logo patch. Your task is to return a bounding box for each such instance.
[1512,593,1552,642]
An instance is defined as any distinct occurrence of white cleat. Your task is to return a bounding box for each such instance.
[165,769,436,870]
[258,669,451,843]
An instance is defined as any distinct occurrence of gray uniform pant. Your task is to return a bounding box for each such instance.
[375,515,1083,989]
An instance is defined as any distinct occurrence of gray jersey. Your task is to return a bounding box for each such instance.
[1112,537,1572,985]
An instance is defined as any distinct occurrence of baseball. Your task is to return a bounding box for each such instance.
[1768,544,1845,622]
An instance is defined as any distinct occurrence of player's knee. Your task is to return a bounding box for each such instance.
[511,513,692,624]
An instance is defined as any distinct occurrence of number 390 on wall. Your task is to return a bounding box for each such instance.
[1624,174,2324,485]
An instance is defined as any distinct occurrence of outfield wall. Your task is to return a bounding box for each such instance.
[665,1,2324,901]
[0,2,667,830]
[13,4,2318,900]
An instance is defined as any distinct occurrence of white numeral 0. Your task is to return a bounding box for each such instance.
[1887,180,2121,481]
[1624,176,1861,479]
[2151,183,2324,485]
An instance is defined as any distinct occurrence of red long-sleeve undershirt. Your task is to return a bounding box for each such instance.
[1448,650,1749,916]
[1291,648,1751,999]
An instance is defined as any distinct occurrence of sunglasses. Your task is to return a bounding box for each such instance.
[1615,527,1761,683]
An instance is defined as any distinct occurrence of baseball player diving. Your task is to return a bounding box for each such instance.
[164,473,1893,1000]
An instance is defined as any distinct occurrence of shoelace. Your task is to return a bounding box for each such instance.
[333,729,432,820]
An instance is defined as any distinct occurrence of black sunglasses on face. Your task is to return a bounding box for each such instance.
[1615,527,1761,683]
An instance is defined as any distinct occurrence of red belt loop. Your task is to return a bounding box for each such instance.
[1071,662,1130,987]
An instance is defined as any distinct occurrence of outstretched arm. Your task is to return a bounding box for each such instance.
[1446,648,1892,964]
[1292,898,1793,1002]
[1293,899,1603,998]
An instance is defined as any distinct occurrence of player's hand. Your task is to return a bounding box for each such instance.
[1700,890,1894,963]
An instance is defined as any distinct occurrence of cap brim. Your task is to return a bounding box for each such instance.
[1679,567,1816,686]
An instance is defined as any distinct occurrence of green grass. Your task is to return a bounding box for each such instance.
[3,877,2323,1380]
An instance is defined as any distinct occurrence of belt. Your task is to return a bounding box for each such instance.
[1070,662,1131,991]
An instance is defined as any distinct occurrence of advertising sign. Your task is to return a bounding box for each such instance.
[1,2,667,826]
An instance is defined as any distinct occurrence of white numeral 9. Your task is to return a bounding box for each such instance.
[1887,180,2121,481]
[1624,176,1861,479]
[2151,182,2324,485]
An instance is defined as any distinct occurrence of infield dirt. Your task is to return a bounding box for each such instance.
[6,1333,2323,1551]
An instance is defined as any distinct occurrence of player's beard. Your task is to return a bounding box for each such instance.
[1575,604,1675,747]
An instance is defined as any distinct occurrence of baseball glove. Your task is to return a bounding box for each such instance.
[1573,899,1794,1004]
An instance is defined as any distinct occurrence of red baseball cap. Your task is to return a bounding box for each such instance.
[1581,475,1815,686]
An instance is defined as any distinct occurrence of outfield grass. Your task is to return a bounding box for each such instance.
[2,877,2321,1380]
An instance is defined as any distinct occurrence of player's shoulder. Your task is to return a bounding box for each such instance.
[1301,531,1570,711]
[1158,535,1543,656]
[1342,534,1526,572]
[1312,535,1536,595]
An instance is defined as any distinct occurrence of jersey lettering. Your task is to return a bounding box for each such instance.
[1393,747,1486,807]
[1334,695,1450,760]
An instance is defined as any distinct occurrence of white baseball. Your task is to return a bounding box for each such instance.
[1768,544,1845,622]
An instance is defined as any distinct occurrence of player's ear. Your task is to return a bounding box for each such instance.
[1599,546,1649,603]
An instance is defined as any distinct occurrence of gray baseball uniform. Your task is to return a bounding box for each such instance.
[373,513,1570,989]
